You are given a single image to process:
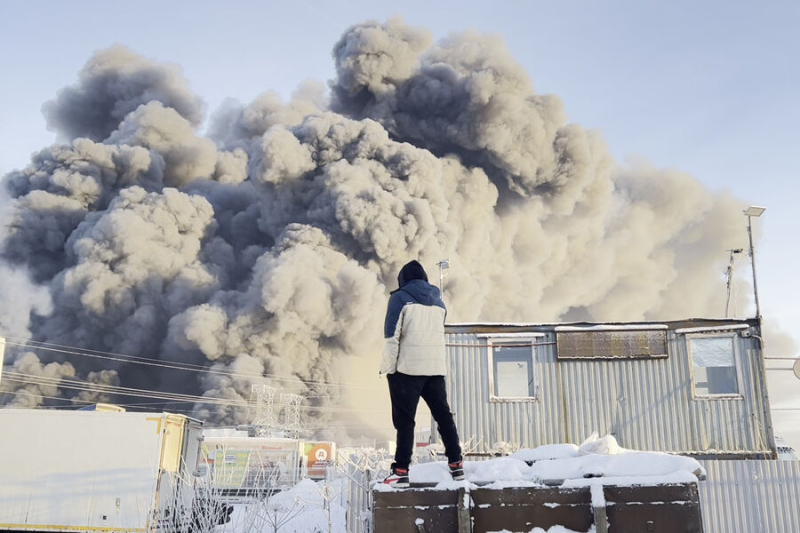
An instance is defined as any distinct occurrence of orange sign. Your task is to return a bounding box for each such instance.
[304,442,333,479]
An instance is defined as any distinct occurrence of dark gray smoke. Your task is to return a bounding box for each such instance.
[1,18,750,438]
[43,45,205,142]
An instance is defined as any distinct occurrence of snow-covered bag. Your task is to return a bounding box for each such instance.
[578,431,624,455]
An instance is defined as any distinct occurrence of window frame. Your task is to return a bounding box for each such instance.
[554,324,668,360]
[484,334,543,402]
[686,331,745,400]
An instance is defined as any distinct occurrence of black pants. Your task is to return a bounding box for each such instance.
[387,372,462,470]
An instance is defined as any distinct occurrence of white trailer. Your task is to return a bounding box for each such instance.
[0,408,204,533]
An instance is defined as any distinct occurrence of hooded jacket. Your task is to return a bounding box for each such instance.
[381,261,447,375]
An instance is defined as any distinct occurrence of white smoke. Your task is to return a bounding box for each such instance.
[0,18,754,439]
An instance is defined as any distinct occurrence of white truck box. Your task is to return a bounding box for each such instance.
[0,408,203,533]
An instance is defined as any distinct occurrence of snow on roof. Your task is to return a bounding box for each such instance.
[202,428,250,438]
[673,324,749,334]
[510,444,580,462]
[376,436,704,492]
[392,453,702,491]
[448,322,556,327]
[447,318,752,330]
[553,324,668,331]
[476,332,548,338]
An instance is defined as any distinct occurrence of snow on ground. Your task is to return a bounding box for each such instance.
[219,479,348,533]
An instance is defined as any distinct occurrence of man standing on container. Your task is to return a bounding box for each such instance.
[380,260,464,487]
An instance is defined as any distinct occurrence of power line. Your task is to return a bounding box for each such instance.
[1,389,102,406]
[4,373,245,407]
[3,336,384,391]
[0,389,193,413]
[2,381,396,430]
[4,338,369,389]
[1,388,396,432]
[2,371,385,413]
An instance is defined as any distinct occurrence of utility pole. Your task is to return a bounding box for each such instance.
[744,206,766,319]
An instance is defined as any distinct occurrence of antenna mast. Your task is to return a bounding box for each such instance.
[725,249,743,317]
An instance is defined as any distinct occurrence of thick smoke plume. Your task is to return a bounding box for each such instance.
[1,18,749,438]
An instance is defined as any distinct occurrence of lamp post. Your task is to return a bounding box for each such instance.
[744,205,766,319]
[437,259,450,295]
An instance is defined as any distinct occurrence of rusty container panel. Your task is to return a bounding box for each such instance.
[373,489,461,533]
[604,483,703,533]
[373,482,702,533]
[471,486,593,533]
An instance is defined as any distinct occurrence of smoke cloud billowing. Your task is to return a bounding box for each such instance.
[1,18,753,438]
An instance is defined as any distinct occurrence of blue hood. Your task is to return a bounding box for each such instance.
[398,279,442,306]
[384,279,446,338]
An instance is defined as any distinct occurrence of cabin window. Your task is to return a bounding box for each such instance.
[489,341,537,399]
[555,327,668,359]
[688,334,741,397]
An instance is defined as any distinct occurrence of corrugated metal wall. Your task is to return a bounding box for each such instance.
[445,327,772,455]
[698,459,800,533]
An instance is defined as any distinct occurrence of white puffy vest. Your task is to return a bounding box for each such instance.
[381,303,447,376]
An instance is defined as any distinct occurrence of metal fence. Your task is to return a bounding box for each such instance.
[341,463,372,533]
[698,459,800,533]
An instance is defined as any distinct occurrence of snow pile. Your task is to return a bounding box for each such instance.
[511,444,580,463]
[577,432,623,456]
[487,528,595,533]
[223,479,347,533]
[383,437,705,490]
[535,452,703,488]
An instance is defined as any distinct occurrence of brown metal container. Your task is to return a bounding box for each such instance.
[372,487,464,533]
[373,481,703,533]
[471,486,593,532]
[604,483,704,533]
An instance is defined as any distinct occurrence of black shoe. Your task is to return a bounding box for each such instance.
[448,460,465,481]
[383,466,410,488]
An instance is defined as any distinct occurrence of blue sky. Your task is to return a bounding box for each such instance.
[1,1,798,429]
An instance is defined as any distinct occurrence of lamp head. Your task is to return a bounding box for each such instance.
[744,205,766,217]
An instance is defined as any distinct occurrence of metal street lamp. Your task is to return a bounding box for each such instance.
[744,205,766,319]
[437,259,450,295]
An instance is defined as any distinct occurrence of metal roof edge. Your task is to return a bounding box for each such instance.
[446,317,758,333]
